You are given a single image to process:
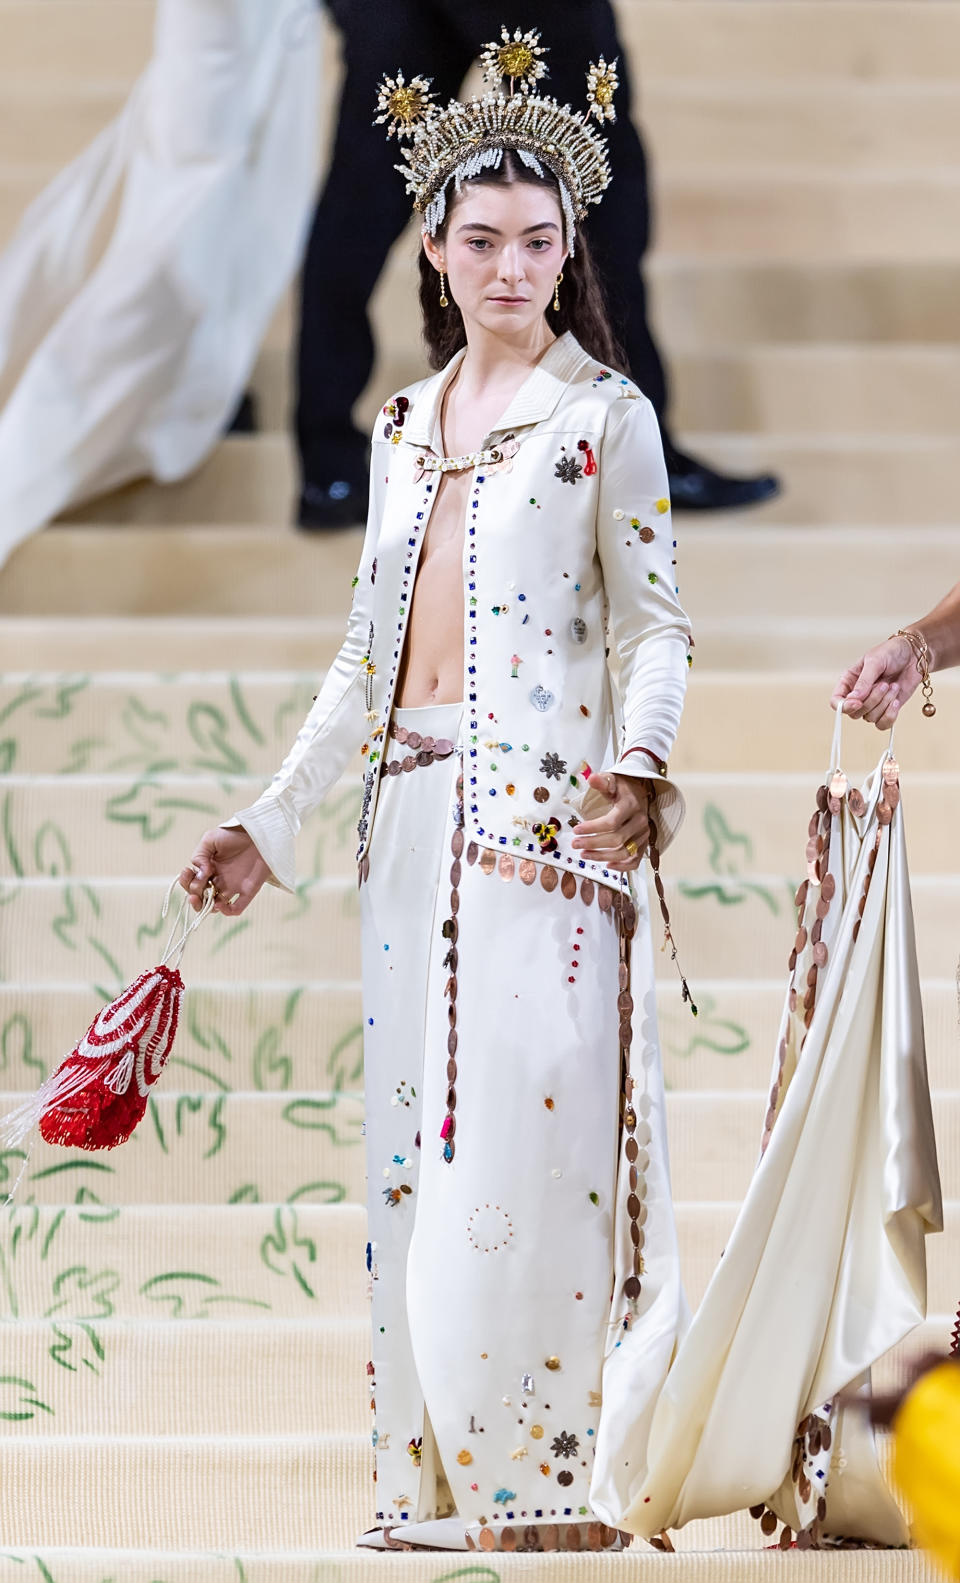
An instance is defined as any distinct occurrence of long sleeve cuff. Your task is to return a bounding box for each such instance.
[222,793,300,893]
[601,754,686,855]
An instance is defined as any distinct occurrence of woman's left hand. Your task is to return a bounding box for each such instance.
[571,770,652,872]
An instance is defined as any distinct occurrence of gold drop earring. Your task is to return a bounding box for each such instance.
[439,269,449,309]
[553,272,564,312]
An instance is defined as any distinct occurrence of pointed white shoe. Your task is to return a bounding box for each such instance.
[382,1517,471,1550]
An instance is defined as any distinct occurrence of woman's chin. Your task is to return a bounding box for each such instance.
[475,304,546,336]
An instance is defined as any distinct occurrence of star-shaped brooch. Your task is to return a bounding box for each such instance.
[539,752,567,780]
[554,455,583,485]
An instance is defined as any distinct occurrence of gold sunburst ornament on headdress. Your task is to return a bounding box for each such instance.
[373,25,617,254]
[479,26,548,95]
[374,71,436,139]
[586,57,619,124]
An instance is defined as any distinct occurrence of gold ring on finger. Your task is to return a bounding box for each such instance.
[625,838,639,858]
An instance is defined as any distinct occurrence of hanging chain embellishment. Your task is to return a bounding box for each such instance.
[616,889,645,1307]
[895,627,936,717]
[440,758,466,1162]
[362,621,376,717]
[645,785,697,1016]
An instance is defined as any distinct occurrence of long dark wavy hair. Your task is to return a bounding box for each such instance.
[418,149,623,371]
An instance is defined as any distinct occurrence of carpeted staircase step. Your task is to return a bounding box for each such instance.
[2,1315,950,1441]
[2,671,958,775]
[3,1,956,89]
[6,154,960,262]
[49,432,960,528]
[0,1553,946,1583]
[0,1427,936,1555]
[2,1089,959,1206]
[644,80,960,172]
[4,870,960,981]
[2,1201,957,1320]
[2,977,960,1095]
[3,524,957,621]
[254,341,960,437]
[0,618,343,673]
[4,770,960,880]
[0,612,936,675]
[268,259,960,360]
[9,75,960,180]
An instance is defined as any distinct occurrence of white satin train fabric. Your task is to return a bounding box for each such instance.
[0,0,319,568]
[599,716,942,1543]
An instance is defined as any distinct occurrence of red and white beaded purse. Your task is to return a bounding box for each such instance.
[1,880,215,1165]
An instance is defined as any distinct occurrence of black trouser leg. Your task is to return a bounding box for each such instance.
[296,3,473,489]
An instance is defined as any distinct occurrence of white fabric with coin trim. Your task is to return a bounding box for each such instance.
[617,713,942,1544]
[358,701,686,1544]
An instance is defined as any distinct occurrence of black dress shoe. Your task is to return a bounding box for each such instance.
[665,446,780,512]
[297,475,368,530]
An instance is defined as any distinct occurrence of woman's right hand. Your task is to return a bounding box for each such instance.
[178,826,274,916]
[830,633,920,729]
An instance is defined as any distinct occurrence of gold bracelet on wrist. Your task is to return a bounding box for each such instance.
[894,628,936,718]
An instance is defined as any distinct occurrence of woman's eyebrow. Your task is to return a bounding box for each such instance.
[454,221,560,235]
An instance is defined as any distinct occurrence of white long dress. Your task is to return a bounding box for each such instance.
[0,0,319,568]
[360,700,684,1546]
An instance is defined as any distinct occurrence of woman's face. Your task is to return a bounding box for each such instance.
[426,177,567,341]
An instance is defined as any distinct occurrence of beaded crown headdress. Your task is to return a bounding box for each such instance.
[374,26,618,253]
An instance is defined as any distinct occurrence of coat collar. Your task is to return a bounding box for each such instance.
[404,331,593,452]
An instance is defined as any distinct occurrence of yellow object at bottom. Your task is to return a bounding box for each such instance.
[894,1361,960,1579]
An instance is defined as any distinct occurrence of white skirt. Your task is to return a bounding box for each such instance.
[359,701,685,1540]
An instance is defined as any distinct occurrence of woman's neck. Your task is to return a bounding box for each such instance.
[456,319,557,396]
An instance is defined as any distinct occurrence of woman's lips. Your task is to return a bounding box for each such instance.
[489,296,528,305]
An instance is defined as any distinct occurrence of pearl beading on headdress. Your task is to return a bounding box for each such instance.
[374,27,617,253]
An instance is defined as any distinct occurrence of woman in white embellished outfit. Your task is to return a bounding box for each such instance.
[182,30,690,1552]
[179,25,937,1557]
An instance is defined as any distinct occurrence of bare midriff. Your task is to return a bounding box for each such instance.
[395,465,467,707]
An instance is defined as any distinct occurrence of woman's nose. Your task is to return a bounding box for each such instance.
[498,248,524,283]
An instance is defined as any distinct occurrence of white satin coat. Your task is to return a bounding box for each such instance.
[234,332,692,891]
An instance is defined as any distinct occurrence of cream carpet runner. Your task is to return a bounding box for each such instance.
[1,1,959,1578]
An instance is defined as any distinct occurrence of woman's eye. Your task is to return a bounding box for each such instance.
[467,238,491,250]
[528,238,550,250]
